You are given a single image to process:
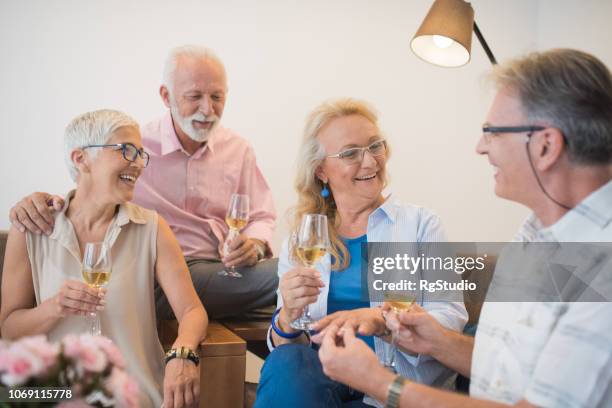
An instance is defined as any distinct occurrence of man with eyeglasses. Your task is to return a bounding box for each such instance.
[317,49,612,408]
[8,45,278,321]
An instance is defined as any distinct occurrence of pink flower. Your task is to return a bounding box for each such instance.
[63,335,83,359]
[93,337,125,369]
[77,336,108,373]
[106,367,140,408]
[62,335,108,374]
[0,343,44,385]
[20,335,60,370]
[0,334,138,406]
[0,349,10,371]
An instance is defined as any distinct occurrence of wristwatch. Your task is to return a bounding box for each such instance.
[165,346,200,366]
[385,375,406,408]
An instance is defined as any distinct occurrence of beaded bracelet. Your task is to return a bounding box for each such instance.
[271,307,304,339]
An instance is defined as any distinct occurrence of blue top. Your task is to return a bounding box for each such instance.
[271,198,468,400]
[327,234,375,350]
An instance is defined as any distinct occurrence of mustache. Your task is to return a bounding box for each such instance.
[189,112,219,123]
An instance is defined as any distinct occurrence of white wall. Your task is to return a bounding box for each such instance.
[0,0,610,251]
[538,0,612,61]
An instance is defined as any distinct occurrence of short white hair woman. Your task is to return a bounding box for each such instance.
[0,109,208,408]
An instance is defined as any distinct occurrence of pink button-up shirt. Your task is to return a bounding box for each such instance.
[133,113,276,260]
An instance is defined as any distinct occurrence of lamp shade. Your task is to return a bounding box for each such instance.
[411,0,475,67]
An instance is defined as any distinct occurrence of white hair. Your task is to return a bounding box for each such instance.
[64,109,139,182]
[162,45,226,95]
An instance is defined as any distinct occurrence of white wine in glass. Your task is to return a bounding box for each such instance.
[296,245,327,266]
[82,269,111,287]
[82,242,112,336]
[219,193,250,278]
[225,216,248,230]
[383,296,416,372]
[290,214,330,330]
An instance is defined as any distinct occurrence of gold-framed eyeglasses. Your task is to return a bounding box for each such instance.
[327,139,387,165]
[82,143,150,167]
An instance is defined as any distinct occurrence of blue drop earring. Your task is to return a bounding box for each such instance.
[321,182,330,198]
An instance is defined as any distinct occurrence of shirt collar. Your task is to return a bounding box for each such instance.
[51,190,146,237]
[369,194,398,223]
[48,190,146,260]
[521,180,612,242]
[116,201,147,226]
[159,111,219,157]
[160,112,185,156]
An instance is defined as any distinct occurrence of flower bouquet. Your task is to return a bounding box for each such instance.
[0,334,139,407]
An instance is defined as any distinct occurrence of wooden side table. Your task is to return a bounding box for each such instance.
[158,320,246,408]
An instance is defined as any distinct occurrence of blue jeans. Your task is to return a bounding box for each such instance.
[254,344,372,408]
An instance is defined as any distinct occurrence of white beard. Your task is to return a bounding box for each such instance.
[170,102,220,143]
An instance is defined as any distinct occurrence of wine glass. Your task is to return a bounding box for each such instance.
[82,242,112,336]
[219,193,250,278]
[382,296,416,372]
[290,214,330,330]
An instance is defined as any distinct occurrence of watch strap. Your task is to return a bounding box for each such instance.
[385,375,406,408]
[165,346,200,366]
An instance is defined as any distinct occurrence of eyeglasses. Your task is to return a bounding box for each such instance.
[481,125,545,144]
[327,139,387,165]
[83,143,150,167]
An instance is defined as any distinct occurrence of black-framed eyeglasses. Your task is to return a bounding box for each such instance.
[82,143,150,167]
[327,139,387,165]
[481,125,545,144]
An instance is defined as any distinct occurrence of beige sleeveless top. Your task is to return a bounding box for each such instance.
[26,191,164,407]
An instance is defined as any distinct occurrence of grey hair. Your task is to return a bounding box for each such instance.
[490,48,612,165]
[162,45,227,95]
[64,109,139,182]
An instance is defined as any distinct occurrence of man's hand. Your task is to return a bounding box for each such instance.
[318,325,392,397]
[311,307,386,344]
[9,192,64,235]
[163,358,200,408]
[220,233,261,268]
[385,303,446,356]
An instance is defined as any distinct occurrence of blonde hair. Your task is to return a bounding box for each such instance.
[289,98,389,271]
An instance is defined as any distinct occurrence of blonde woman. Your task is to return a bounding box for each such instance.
[255,99,467,407]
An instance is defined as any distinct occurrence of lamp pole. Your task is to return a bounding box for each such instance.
[473,21,497,65]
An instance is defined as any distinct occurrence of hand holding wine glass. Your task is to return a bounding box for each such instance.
[82,242,112,336]
[382,296,415,372]
[219,193,250,278]
[290,213,330,331]
[386,303,445,357]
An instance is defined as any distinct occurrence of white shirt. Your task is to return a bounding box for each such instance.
[268,198,468,406]
[471,181,612,407]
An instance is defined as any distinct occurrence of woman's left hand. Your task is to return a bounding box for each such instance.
[319,325,390,395]
[311,307,386,343]
[163,358,200,408]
